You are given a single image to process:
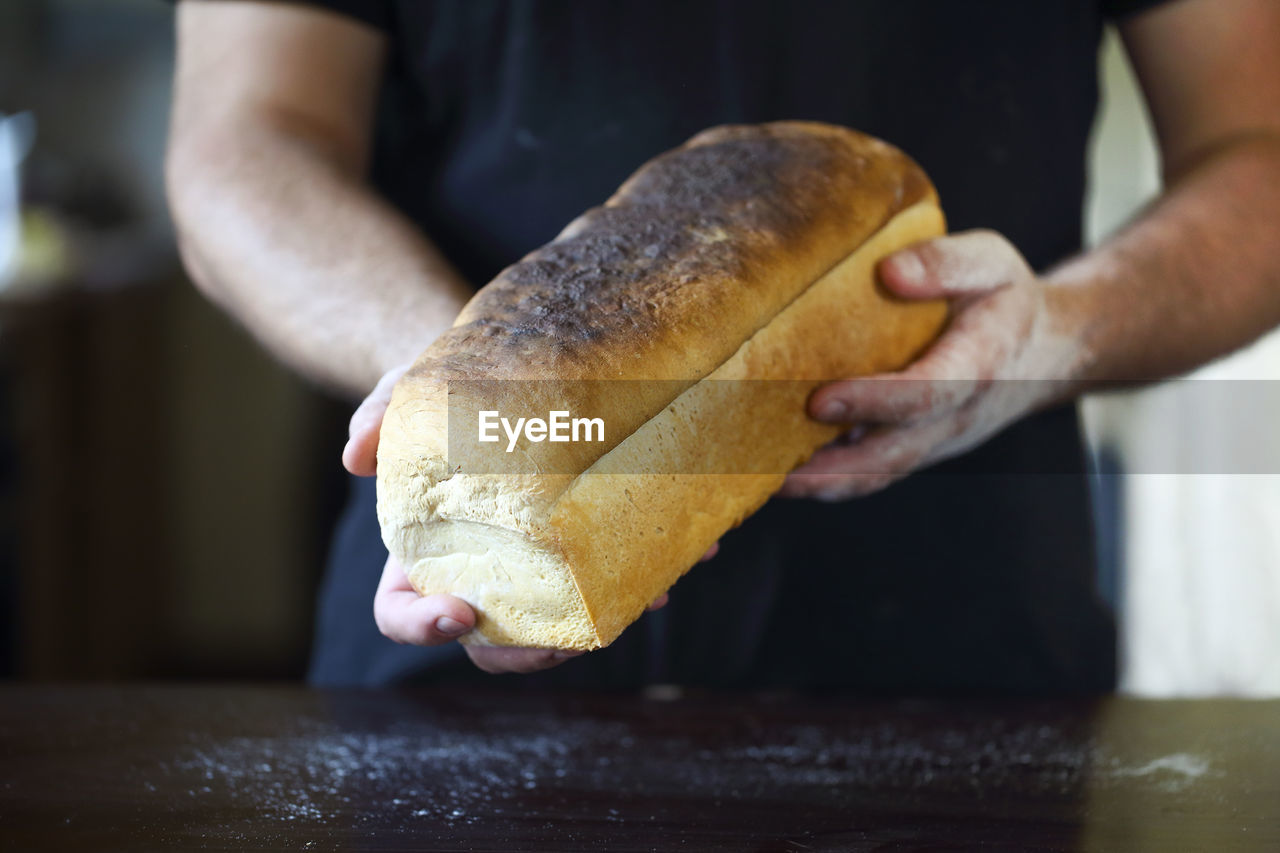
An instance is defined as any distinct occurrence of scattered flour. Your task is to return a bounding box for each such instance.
[150,712,631,827]
[1106,752,1212,792]
[135,703,1218,831]
[1110,753,1209,779]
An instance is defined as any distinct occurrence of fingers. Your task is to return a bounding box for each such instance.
[809,373,977,425]
[879,229,1033,300]
[700,541,720,561]
[374,554,584,673]
[810,231,1035,428]
[809,327,987,426]
[342,363,412,477]
[373,556,476,645]
[810,273,1036,426]
[373,554,661,673]
[465,646,584,675]
[780,412,962,500]
[467,582,678,670]
[374,589,476,646]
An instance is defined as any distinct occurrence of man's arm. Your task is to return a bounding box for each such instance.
[166,1,473,399]
[167,1,651,673]
[785,0,1280,499]
[165,2,484,656]
[1048,0,1280,383]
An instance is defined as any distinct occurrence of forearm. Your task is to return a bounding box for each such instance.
[167,118,472,398]
[1045,133,1280,391]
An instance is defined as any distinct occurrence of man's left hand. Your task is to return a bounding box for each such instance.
[780,229,1081,502]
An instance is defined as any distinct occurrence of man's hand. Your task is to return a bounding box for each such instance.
[345,365,585,673]
[780,230,1079,502]
[346,365,704,674]
[782,0,1280,502]
[372,553,590,674]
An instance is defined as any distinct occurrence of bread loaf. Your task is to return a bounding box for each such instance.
[377,122,946,650]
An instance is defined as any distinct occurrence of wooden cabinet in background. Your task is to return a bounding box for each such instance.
[2,276,350,680]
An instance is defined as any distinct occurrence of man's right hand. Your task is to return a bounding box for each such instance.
[345,365,705,675]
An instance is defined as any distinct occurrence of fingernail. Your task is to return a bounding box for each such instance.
[890,251,925,286]
[435,617,467,636]
[819,399,849,421]
[552,651,583,661]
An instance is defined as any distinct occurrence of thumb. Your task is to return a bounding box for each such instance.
[342,364,411,477]
[879,229,1032,300]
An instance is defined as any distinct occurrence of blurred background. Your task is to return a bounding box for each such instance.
[0,0,352,682]
[1,0,1277,694]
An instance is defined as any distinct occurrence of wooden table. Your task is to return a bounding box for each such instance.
[2,686,1276,851]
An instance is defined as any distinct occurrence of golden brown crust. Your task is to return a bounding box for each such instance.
[377,122,945,649]
[550,202,947,646]
[446,122,928,365]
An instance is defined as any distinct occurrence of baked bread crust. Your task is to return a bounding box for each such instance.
[377,122,947,649]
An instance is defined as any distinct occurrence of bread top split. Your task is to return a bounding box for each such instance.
[384,122,934,473]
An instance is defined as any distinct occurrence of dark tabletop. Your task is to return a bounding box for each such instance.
[1,686,1277,852]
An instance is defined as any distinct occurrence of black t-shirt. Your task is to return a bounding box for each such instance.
[292,0,1171,691]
